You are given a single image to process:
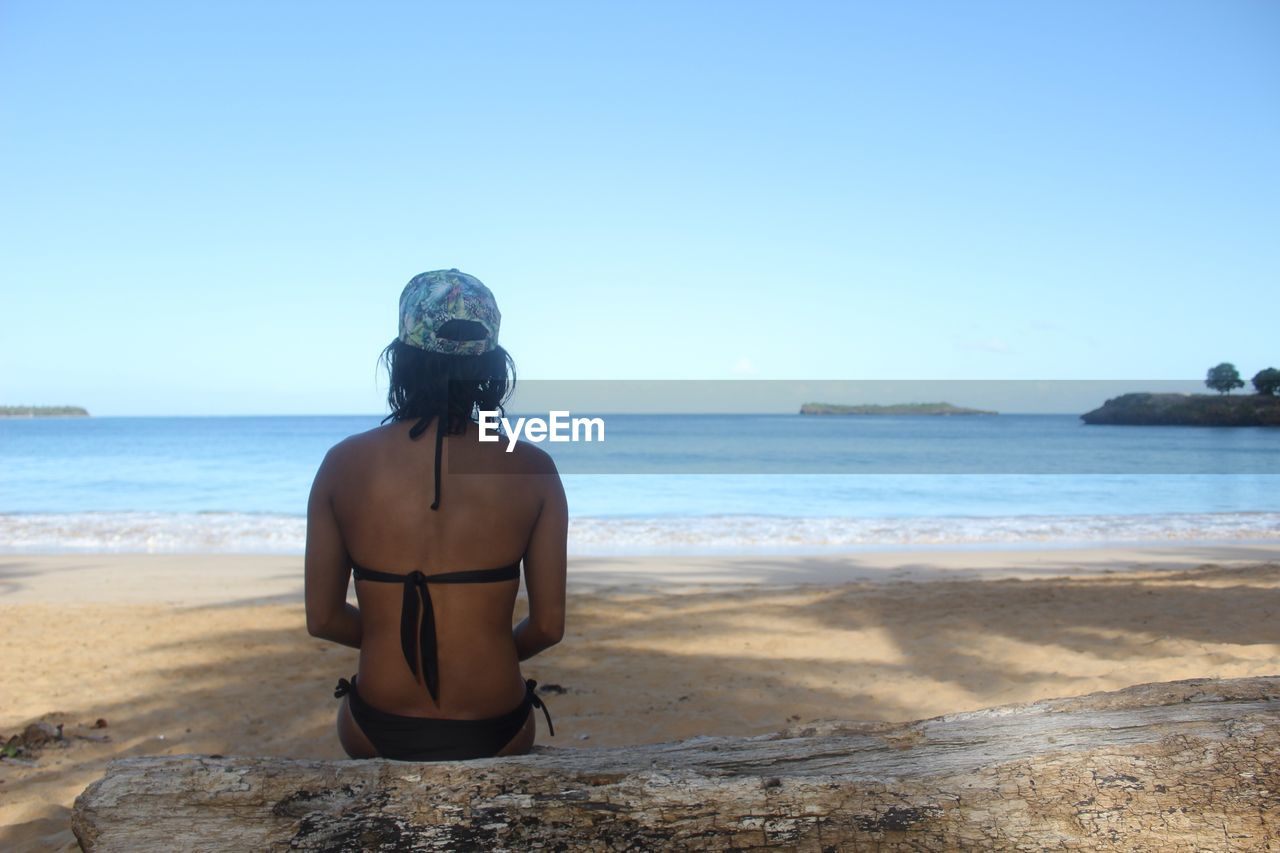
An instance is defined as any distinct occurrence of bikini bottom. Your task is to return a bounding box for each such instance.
[334,673,554,762]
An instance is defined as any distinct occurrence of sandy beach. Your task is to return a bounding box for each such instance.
[2,545,1278,851]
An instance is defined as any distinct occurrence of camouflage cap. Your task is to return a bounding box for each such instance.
[397,268,501,355]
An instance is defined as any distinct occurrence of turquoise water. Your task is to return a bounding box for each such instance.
[1,414,1277,553]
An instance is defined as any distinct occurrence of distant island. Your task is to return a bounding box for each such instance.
[1080,393,1280,427]
[800,402,997,416]
[0,405,90,418]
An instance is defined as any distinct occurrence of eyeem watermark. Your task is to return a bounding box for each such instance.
[478,410,605,452]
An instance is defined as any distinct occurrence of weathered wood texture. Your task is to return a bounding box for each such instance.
[73,676,1280,851]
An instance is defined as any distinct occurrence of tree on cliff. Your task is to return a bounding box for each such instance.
[1253,367,1280,396]
[1205,362,1244,395]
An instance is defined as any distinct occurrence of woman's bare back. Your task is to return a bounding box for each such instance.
[318,416,566,720]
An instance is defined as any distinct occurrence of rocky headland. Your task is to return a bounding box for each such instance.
[1080,393,1280,426]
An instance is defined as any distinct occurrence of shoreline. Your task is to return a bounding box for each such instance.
[6,508,1279,558]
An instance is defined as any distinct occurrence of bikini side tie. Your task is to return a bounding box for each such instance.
[525,679,555,736]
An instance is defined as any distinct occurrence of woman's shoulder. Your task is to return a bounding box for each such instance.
[463,421,560,478]
[495,435,560,476]
[318,423,399,470]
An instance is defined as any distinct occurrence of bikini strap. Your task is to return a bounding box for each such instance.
[525,679,555,737]
[352,562,519,584]
[350,563,404,583]
[407,410,445,511]
[429,563,521,583]
[430,405,445,511]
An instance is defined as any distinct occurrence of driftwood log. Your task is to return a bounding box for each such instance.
[73,676,1279,851]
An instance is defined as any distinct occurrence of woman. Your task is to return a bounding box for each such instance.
[305,269,567,761]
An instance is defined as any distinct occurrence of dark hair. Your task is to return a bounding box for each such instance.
[379,334,516,435]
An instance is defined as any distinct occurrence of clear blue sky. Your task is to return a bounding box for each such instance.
[2,1,1276,415]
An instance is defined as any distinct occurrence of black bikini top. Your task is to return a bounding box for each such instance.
[351,561,521,704]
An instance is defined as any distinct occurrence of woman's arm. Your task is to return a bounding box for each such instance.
[514,456,568,661]
[305,448,362,649]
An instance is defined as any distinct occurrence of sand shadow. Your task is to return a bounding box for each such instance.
[5,558,1279,851]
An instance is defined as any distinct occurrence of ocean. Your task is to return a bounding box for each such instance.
[1,414,1277,555]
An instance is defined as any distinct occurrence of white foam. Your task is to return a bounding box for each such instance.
[0,512,307,554]
[1,510,1278,556]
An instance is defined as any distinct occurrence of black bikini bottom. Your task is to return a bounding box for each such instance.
[334,673,554,762]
